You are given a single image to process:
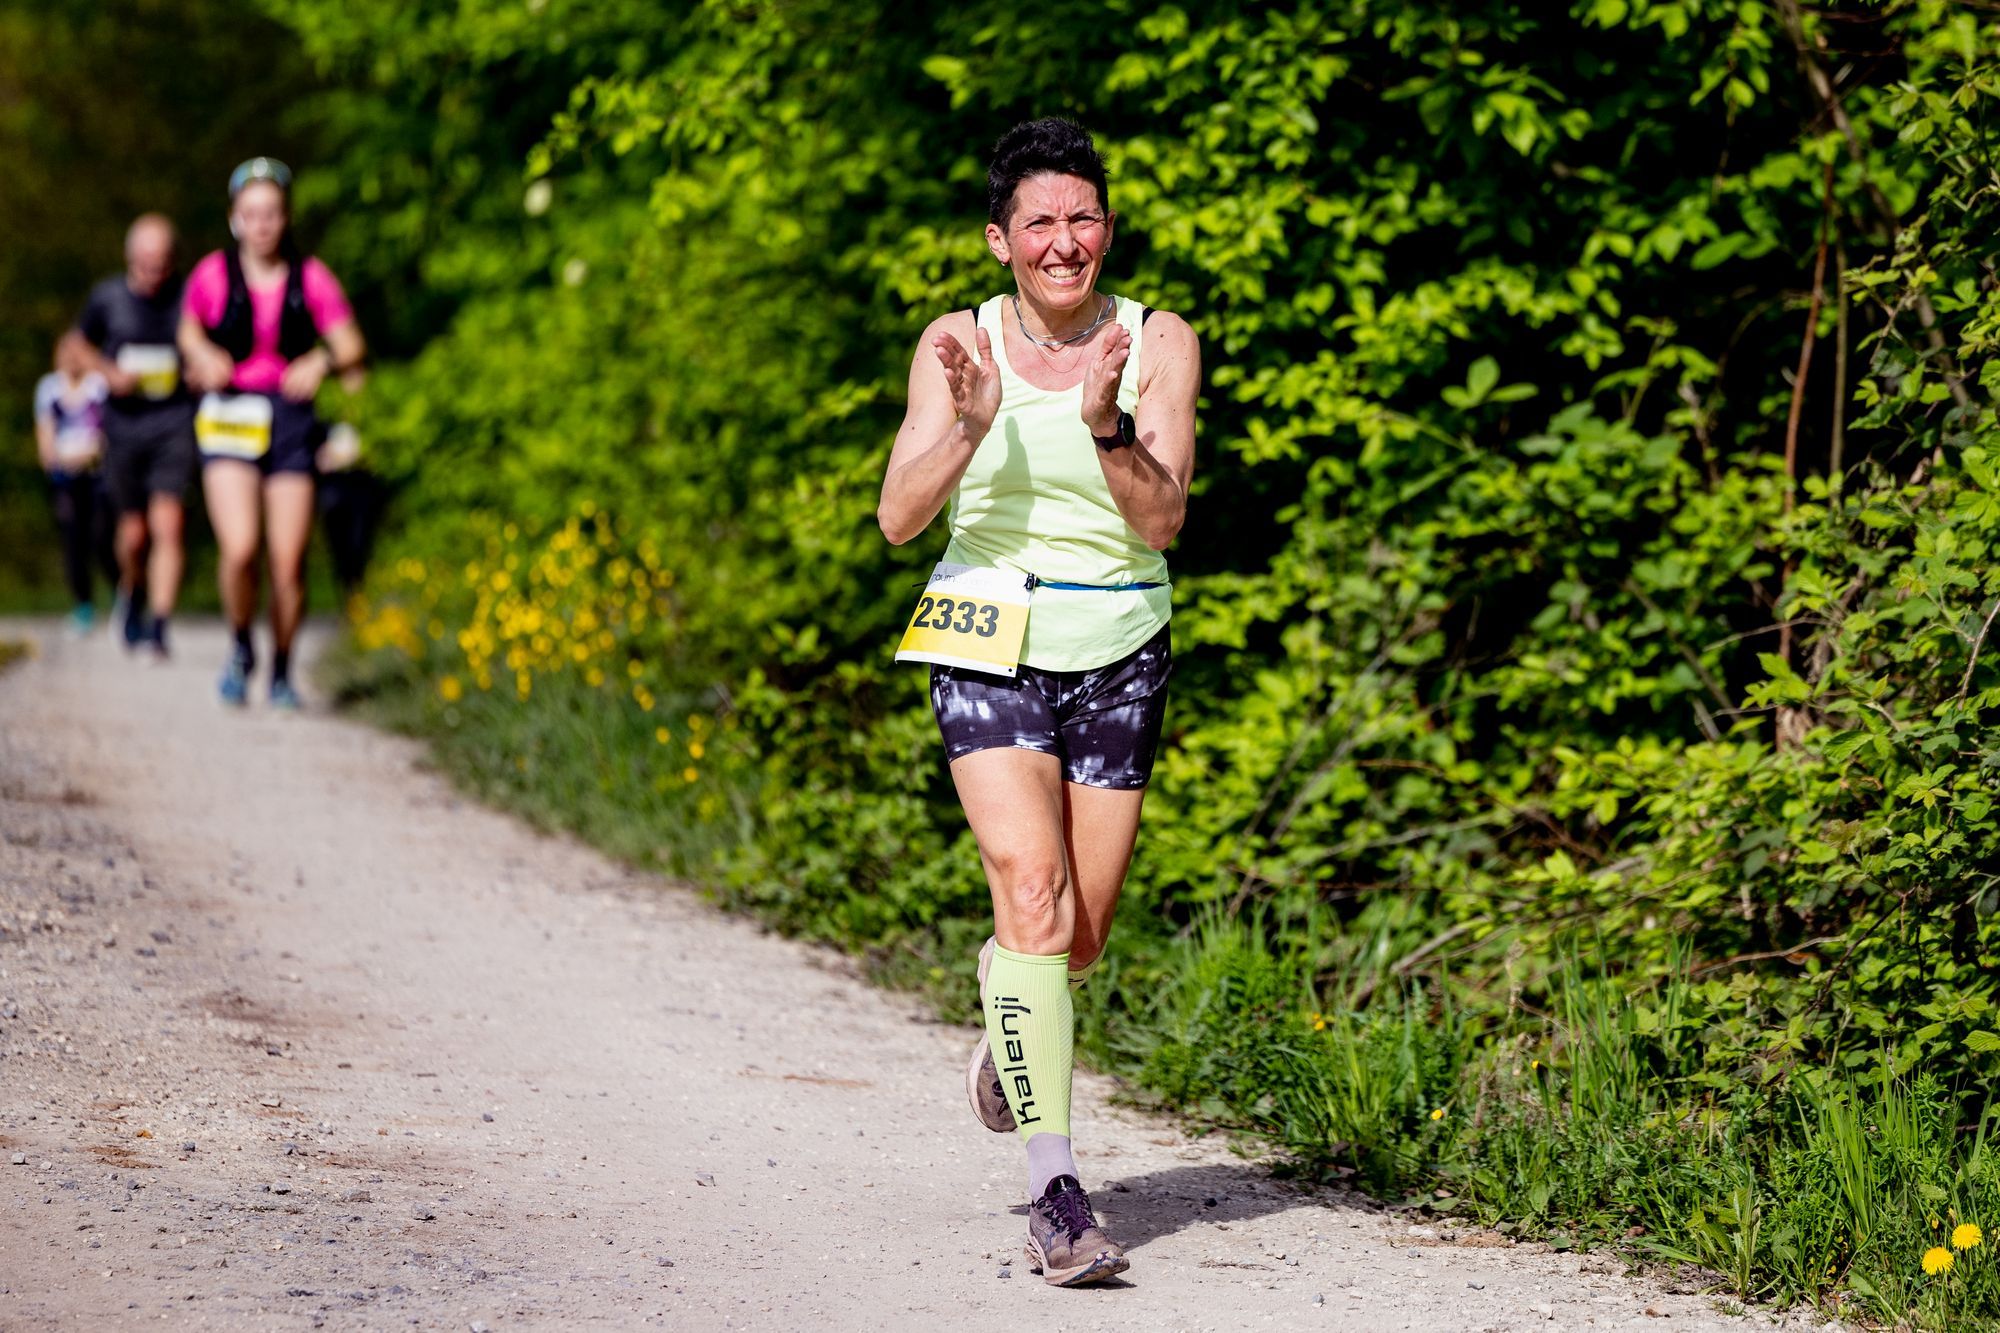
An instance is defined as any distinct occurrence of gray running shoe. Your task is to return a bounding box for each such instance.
[1024,1175,1129,1286]
[967,937,1015,1133]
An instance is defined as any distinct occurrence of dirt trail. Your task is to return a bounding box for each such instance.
[0,619,1834,1332]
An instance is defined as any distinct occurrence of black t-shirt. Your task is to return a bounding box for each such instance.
[76,275,189,417]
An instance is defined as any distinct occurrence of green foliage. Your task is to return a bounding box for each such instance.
[247,0,2000,1324]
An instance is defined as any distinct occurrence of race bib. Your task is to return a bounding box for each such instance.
[895,562,1032,677]
[317,421,362,474]
[116,344,180,400]
[55,427,103,469]
[195,393,273,460]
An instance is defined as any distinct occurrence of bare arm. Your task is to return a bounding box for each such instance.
[327,319,368,394]
[34,416,57,472]
[1081,312,1199,550]
[877,311,997,545]
[60,330,134,397]
[280,318,369,402]
[179,308,235,394]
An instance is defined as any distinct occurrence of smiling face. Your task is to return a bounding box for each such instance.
[231,180,289,262]
[985,172,1115,319]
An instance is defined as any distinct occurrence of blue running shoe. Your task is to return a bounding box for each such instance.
[268,678,303,711]
[218,655,250,707]
[67,604,96,637]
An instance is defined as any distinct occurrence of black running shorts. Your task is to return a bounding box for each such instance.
[929,623,1171,790]
[103,408,197,513]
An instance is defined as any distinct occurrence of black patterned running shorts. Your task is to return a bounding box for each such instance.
[929,623,1171,790]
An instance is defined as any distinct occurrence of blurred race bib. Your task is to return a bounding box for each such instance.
[195,393,273,460]
[116,344,180,400]
[895,562,1032,677]
[317,421,361,473]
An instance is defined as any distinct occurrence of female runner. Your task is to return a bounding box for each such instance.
[877,118,1199,1287]
[180,157,366,708]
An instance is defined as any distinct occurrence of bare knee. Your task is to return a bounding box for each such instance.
[149,505,185,546]
[217,543,259,579]
[992,852,1069,953]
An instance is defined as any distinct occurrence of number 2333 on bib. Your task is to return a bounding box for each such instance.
[895,563,1032,677]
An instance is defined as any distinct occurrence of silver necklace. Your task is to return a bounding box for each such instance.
[1012,292,1113,350]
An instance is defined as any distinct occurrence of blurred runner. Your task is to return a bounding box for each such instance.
[314,422,388,604]
[878,119,1199,1288]
[32,339,112,633]
[180,158,366,709]
[65,214,197,658]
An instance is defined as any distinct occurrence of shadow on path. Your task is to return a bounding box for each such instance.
[1006,1161,1360,1253]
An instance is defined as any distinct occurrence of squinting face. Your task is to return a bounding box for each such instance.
[986,172,1115,315]
[231,181,289,260]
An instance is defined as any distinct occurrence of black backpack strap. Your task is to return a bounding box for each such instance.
[214,249,255,361]
[1142,305,1156,326]
[276,254,320,361]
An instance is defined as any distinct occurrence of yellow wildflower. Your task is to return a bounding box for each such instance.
[1430,1107,1446,1121]
[689,741,705,760]
[1952,1223,1983,1251]
[682,766,699,784]
[1923,1246,1955,1276]
[438,675,463,703]
[1310,1013,1326,1032]
[655,727,671,745]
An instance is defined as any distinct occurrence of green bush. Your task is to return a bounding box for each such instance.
[293,1,2000,1324]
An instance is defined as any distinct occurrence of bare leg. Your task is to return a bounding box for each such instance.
[1061,783,1147,972]
[949,747,1073,953]
[261,473,315,655]
[203,461,263,633]
[114,510,148,599]
[145,494,186,619]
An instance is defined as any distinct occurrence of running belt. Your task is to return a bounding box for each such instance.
[1026,574,1166,592]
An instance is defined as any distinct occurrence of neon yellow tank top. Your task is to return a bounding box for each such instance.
[942,294,1172,671]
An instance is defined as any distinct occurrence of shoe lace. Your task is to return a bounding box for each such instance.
[1045,1181,1098,1242]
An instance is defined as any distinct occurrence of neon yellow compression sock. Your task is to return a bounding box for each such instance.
[1067,954,1100,990]
[982,944,1074,1143]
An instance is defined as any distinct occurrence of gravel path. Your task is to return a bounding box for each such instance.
[0,618,1839,1332]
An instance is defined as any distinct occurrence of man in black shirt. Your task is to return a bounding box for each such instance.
[65,214,197,657]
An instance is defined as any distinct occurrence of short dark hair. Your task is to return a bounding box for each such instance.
[987,118,1110,228]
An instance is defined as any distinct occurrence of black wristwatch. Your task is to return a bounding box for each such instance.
[1092,410,1136,452]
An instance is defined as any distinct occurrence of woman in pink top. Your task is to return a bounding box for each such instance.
[180,158,367,709]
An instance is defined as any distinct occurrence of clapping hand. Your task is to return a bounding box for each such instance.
[1078,323,1131,437]
[933,326,1001,443]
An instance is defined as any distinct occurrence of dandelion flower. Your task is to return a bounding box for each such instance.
[1429,1107,1446,1121]
[655,727,671,745]
[1923,1246,1955,1276]
[437,675,463,703]
[1531,1060,1541,1071]
[1952,1223,1983,1251]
